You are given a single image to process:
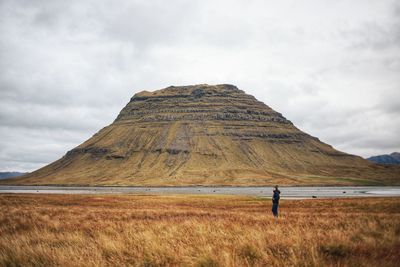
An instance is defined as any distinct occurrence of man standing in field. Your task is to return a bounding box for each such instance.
[272,185,280,217]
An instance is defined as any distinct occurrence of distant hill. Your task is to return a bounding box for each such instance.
[367,153,400,165]
[0,172,27,180]
[390,152,400,161]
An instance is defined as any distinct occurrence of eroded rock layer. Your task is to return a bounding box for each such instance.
[7,84,400,185]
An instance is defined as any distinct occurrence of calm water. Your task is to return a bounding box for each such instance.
[1,185,400,198]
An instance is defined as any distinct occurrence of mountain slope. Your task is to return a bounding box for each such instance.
[4,84,400,185]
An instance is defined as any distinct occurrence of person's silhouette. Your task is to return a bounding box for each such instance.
[272,185,280,217]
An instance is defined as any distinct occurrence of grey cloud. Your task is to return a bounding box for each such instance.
[98,1,196,48]
[0,103,117,131]
[337,2,400,52]
[0,126,90,172]
[342,22,400,51]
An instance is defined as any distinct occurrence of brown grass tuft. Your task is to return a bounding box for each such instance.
[0,194,399,266]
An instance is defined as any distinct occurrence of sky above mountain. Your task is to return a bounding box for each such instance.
[0,0,399,172]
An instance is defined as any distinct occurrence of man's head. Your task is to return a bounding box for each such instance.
[274,185,279,190]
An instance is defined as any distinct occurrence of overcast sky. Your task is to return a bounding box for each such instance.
[1,0,399,172]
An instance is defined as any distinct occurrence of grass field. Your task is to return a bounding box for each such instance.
[0,194,399,266]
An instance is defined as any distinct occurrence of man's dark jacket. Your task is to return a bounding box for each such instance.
[272,190,280,204]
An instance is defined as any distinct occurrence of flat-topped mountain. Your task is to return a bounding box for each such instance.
[4,84,400,185]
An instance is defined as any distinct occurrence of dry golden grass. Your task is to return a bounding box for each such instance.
[0,194,399,267]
